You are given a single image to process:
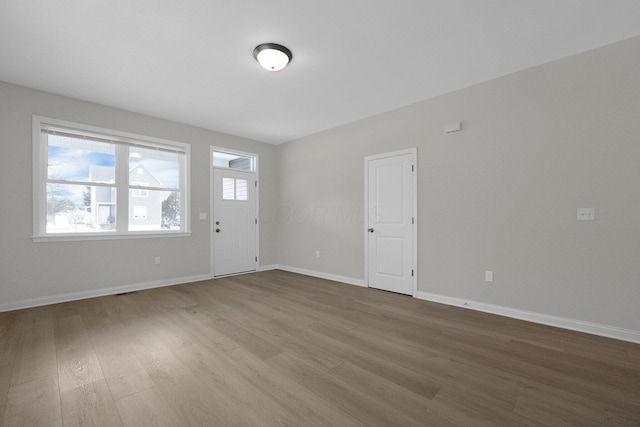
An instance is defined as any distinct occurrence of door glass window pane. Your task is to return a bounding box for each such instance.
[223,177,235,200]
[236,179,248,201]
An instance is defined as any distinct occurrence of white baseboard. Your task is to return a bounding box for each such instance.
[0,274,212,313]
[415,291,640,345]
[270,267,639,344]
[258,264,278,272]
[275,264,366,288]
[4,267,638,345]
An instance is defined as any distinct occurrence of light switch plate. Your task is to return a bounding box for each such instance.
[199,212,207,220]
[577,208,595,221]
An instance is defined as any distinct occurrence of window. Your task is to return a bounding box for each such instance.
[235,179,248,201]
[212,150,255,171]
[33,116,190,241]
[222,177,248,201]
[222,177,235,200]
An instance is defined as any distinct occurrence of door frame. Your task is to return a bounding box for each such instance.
[210,146,259,277]
[364,148,417,296]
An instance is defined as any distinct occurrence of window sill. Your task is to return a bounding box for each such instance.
[32,231,191,243]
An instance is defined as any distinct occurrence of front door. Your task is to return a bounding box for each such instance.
[213,168,257,276]
[366,150,415,295]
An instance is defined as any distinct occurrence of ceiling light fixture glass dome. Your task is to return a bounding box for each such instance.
[253,43,292,72]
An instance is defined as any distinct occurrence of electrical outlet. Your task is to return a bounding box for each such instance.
[155,256,161,265]
[485,271,493,282]
[316,251,320,258]
[577,208,595,221]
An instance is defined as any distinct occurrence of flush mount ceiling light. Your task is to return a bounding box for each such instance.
[253,43,292,72]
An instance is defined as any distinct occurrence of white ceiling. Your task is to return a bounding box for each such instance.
[2,1,640,145]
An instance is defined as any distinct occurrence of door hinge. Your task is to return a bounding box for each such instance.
[255,180,258,187]
[412,217,414,225]
[412,164,414,172]
[411,269,414,277]
[255,218,258,225]
[255,256,258,262]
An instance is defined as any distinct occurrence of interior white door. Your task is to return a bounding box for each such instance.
[367,152,414,295]
[213,168,257,276]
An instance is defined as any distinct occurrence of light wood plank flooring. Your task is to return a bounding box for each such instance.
[1,270,639,426]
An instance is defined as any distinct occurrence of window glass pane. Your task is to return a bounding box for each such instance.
[212,151,255,171]
[236,179,248,201]
[129,190,180,231]
[47,134,115,183]
[222,177,235,200]
[161,191,180,229]
[129,147,180,189]
[46,183,116,233]
[228,157,253,171]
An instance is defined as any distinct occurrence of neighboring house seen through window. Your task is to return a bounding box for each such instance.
[32,116,190,240]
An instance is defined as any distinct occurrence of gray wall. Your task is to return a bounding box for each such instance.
[0,82,277,304]
[275,36,640,331]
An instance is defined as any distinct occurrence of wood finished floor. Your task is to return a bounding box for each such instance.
[0,270,639,426]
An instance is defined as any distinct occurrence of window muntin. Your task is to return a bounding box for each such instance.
[33,116,190,240]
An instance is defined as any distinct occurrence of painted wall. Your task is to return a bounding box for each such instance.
[0,82,277,305]
[276,36,640,331]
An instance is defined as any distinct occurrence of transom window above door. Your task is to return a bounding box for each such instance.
[213,150,255,171]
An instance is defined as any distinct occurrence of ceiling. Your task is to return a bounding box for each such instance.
[2,1,640,145]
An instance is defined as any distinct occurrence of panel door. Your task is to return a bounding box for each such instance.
[367,153,414,295]
[213,168,256,276]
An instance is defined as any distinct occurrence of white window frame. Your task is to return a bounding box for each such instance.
[32,116,191,242]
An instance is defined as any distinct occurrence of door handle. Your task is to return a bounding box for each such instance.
[368,228,374,233]
[215,221,220,225]
[216,228,221,233]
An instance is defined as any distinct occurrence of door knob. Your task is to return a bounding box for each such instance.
[215,228,220,233]
[368,228,374,233]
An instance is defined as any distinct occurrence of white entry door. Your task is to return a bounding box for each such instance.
[213,168,257,276]
[366,150,415,295]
